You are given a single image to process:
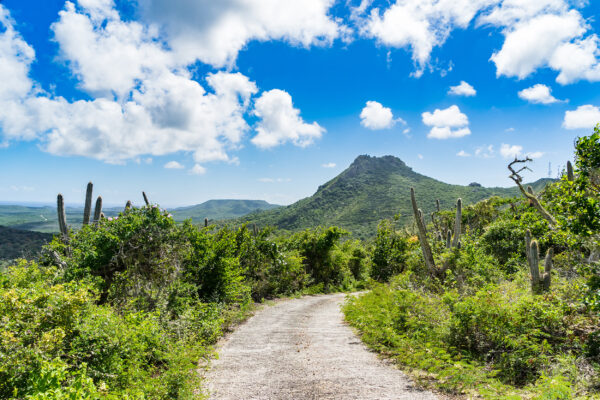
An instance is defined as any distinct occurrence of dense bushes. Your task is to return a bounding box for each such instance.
[1,203,370,398]
[344,129,600,398]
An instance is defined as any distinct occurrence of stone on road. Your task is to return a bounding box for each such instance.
[206,293,439,400]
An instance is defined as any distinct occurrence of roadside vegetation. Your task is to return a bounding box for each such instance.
[343,128,600,399]
[1,128,599,399]
[0,206,368,399]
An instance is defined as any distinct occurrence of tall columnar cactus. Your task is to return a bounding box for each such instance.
[57,194,68,237]
[527,239,553,294]
[436,199,440,212]
[567,160,574,182]
[83,182,93,226]
[93,196,103,223]
[446,230,452,249]
[451,198,462,248]
[525,229,532,265]
[410,188,436,274]
[143,191,150,206]
[204,218,208,228]
[124,200,132,212]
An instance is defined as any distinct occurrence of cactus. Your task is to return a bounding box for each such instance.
[410,188,436,275]
[527,238,552,294]
[93,196,103,223]
[100,212,105,220]
[436,199,440,212]
[567,160,574,181]
[124,200,132,212]
[418,209,427,234]
[142,191,150,206]
[204,218,208,228]
[253,223,258,236]
[446,230,452,249]
[83,182,93,225]
[57,194,68,237]
[451,198,462,248]
[525,229,532,265]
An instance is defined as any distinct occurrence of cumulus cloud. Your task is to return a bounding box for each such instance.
[500,143,523,158]
[352,0,600,83]
[251,89,325,149]
[322,162,336,168]
[518,84,561,104]
[563,105,600,129]
[422,105,471,139]
[448,81,476,96]
[135,0,343,68]
[189,164,206,175]
[164,161,184,169]
[355,0,496,76]
[475,145,495,158]
[359,101,404,130]
[0,2,326,168]
[482,2,600,84]
[456,150,471,157]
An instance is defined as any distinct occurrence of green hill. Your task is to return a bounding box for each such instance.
[171,199,280,223]
[0,226,53,260]
[0,205,123,233]
[240,155,554,238]
[0,200,280,233]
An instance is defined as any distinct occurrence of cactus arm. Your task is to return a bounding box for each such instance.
[410,188,436,274]
[446,230,452,249]
[451,198,462,248]
[525,229,532,265]
[83,182,93,225]
[567,161,574,181]
[57,194,68,237]
[543,248,553,291]
[142,191,150,206]
[529,240,541,294]
[93,196,103,222]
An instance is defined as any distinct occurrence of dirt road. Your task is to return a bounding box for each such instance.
[205,293,439,400]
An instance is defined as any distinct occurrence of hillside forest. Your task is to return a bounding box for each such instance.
[0,128,599,399]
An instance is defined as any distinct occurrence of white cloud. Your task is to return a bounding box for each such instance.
[164,161,184,169]
[526,151,544,159]
[417,154,423,159]
[352,0,599,82]
[448,81,476,96]
[475,145,495,158]
[360,101,403,130]
[483,3,600,85]
[356,0,496,76]
[505,127,515,132]
[457,150,471,157]
[252,89,324,149]
[500,143,523,158]
[189,164,206,175]
[0,3,300,166]
[322,162,336,168]
[135,0,343,68]
[563,105,600,129]
[518,84,561,104]
[422,105,471,139]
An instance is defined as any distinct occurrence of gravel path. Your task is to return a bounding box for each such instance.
[205,293,439,400]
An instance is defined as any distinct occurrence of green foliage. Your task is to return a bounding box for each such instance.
[371,219,411,281]
[288,226,356,289]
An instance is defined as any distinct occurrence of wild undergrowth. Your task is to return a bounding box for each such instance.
[343,128,600,399]
[0,206,370,399]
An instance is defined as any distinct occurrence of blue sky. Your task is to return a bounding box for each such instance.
[1,0,600,207]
